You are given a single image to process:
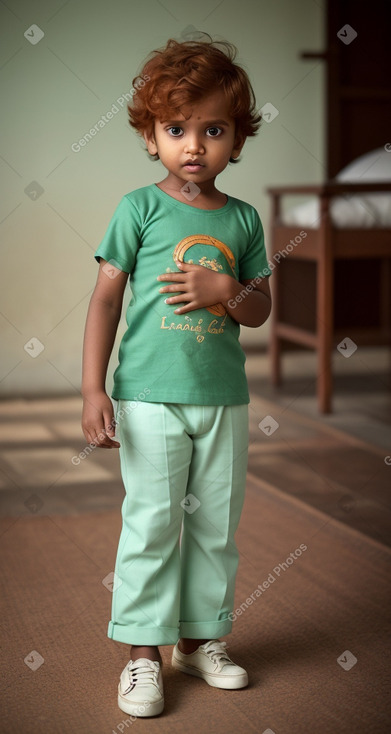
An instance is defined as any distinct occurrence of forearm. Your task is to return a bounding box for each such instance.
[158,262,271,326]
[221,276,271,327]
[81,296,121,396]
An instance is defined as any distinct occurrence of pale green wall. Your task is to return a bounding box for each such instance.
[0,0,325,397]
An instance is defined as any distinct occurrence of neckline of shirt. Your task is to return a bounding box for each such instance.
[152,183,233,214]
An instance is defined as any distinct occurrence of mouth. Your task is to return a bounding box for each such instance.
[183,161,204,172]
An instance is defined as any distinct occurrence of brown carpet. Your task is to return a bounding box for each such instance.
[1,471,390,733]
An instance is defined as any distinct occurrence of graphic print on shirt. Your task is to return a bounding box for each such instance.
[173,234,236,316]
[160,234,236,342]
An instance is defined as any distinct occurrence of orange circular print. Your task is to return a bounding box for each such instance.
[173,235,236,316]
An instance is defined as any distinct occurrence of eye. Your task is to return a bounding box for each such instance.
[167,126,183,137]
[206,127,223,137]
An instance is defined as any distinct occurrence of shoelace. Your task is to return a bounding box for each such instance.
[201,640,233,665]
[125,660,159,692]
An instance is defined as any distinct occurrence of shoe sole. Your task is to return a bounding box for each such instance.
[117,687,164,717]
[171,655,248,689]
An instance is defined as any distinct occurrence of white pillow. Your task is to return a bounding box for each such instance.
[283,148,391,228]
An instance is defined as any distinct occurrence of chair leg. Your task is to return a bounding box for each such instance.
[318,344,332,413]
[317,204,333,413]
[270,251,282,387]
[270,333,282,386]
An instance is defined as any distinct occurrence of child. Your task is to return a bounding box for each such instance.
[81,35,271,718]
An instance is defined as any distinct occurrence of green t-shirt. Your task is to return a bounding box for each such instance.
[94,184,271,405]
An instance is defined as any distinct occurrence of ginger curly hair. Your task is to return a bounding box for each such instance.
[128,35,262,163]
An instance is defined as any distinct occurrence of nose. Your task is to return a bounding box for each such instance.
[184,134,205,155]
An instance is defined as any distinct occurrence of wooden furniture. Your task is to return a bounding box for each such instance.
[267,181,391,413]
[302,0,391,178]
[267,0,391,413]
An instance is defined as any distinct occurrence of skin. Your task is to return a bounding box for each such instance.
[81,88,271,661]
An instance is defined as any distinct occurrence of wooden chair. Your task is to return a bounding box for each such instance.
[267,181,391,413]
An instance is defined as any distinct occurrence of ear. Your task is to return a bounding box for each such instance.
[143,127,158,156]
[231,133,246,160]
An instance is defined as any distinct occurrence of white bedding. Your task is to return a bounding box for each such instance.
[283,148,391,228]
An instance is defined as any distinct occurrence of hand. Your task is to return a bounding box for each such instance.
[157,261,231,315]
[81,390,120,449]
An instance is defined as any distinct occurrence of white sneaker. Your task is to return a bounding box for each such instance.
[172,639,248,689]
[118,658,164,717]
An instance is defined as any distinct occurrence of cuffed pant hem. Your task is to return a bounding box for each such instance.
[107,621,180,646]
[179,618,233,638]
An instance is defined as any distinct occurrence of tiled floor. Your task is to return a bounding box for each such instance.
[246,347,391,547]
[245,346,391,450]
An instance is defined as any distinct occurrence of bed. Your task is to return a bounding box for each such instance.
[267,148,391,413]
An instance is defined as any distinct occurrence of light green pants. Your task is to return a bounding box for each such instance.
[107,401,249,646]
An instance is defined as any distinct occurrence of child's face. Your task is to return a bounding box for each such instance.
[143,89,245,186]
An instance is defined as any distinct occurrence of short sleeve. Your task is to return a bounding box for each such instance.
[94,196,142,274]
[238,207,272,280]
